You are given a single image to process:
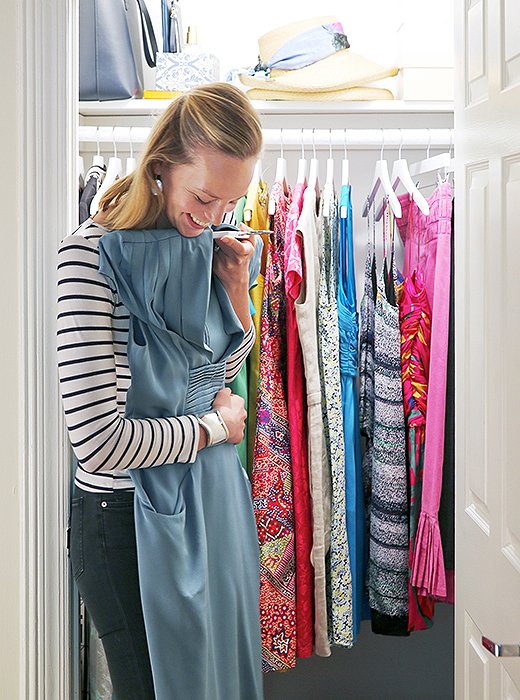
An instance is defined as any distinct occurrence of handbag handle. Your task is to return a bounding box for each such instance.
[135,0,159,68]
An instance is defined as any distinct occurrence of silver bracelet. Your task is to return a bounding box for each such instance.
[196,410,229,447]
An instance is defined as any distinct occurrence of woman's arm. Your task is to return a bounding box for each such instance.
[224,323,255,383]
[57,232,202,473]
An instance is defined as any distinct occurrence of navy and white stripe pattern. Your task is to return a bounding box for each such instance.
[57,218,254,493]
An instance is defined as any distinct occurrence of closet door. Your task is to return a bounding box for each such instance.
[455,0,520,697]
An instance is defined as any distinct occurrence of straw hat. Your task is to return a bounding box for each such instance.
[239,17,398,93]
[245,86,394,101]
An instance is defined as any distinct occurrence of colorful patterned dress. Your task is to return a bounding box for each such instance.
[359,215,377,603]
[317,184,353,647]
[369,229,409,635]
[245,180,270,474]
[400,267,435,631]
[337,184,366,640]
[252,180,296,671]
[283,181,314,658]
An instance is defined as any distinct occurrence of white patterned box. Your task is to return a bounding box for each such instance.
[155,50,219,91]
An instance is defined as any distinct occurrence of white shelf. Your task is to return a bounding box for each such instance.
[79,99,454,117]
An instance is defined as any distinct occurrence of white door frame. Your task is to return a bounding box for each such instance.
[18,0,77,697]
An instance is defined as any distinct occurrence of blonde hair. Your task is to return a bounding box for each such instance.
[98,83,263,230]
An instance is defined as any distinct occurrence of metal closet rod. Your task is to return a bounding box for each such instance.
[78,126,454,149]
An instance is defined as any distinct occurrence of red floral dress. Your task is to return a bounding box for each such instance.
[252,180,296,671]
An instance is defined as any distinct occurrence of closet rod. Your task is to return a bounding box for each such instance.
[78,126,454,150]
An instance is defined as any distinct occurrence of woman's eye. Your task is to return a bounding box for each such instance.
[195,195,211,205]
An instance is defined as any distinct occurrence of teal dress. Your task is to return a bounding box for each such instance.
[337,185,368,638]
[98,228,263,700]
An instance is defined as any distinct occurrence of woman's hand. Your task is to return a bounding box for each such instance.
[212,223,255,288]
[211,387,247,444]
[212,224,255,331]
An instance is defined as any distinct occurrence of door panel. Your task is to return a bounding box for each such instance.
[502,0,520,88]
[456,0,520,696]
[466,0,488,103]
[464,613,493,700]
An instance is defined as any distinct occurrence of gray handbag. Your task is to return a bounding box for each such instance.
[79,0,158,101]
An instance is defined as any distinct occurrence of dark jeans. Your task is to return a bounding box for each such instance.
[69,487,155,699]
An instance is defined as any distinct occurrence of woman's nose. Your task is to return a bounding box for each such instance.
[204,202,227,225]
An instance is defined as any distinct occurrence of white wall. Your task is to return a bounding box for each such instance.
[0,3,21,697]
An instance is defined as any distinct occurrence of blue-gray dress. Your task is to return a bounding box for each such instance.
[98,228,264,700]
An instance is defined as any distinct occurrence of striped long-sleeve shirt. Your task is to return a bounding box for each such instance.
[57,220,255,493]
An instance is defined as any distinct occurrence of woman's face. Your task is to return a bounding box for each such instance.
[156,148,256,237]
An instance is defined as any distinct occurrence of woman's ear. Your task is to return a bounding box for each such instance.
[152,161,163,179]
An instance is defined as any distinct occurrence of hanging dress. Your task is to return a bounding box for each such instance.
[97,228,264,700]
[400,267,435,631]
[337,184,366,640]
[369,215,409,636]
[395,182,453,601]
[226,197,253,470]
[359,210,377,605]
[294,186,331,657]
[252,180,297,672]
[283,180,314,659]
[245,180,270,474]
[317,184,353,647]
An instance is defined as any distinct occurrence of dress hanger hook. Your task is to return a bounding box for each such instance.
[344,129,348,160]
[380,128,385,161]
[112,127,117,159]
[312,129,316,159]
[398,128,403,160]
[301,129,305,159]
[329,129,333,160]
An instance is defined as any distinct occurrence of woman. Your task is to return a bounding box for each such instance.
[58,83,264,699]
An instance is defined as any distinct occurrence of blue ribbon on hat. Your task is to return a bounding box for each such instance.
[250,22,350,78]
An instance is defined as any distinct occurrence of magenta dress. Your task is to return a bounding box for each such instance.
[284,181,314,658]
[395,182,453,601]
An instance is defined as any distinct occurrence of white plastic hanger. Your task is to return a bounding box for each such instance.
[409,129,454,178]
[375,130,429,221]
[323,130,335,218]
[362,130,401,219]
[243,158,262,223]
[125,127,137,176]
[296,129,307,184]
[341,129,350,187]
[92,128,105,169]
[268,129,287,215]
[340,130,350,219]
[307,129,320,199]
[78,155,85,189]
[90,128,122,216]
